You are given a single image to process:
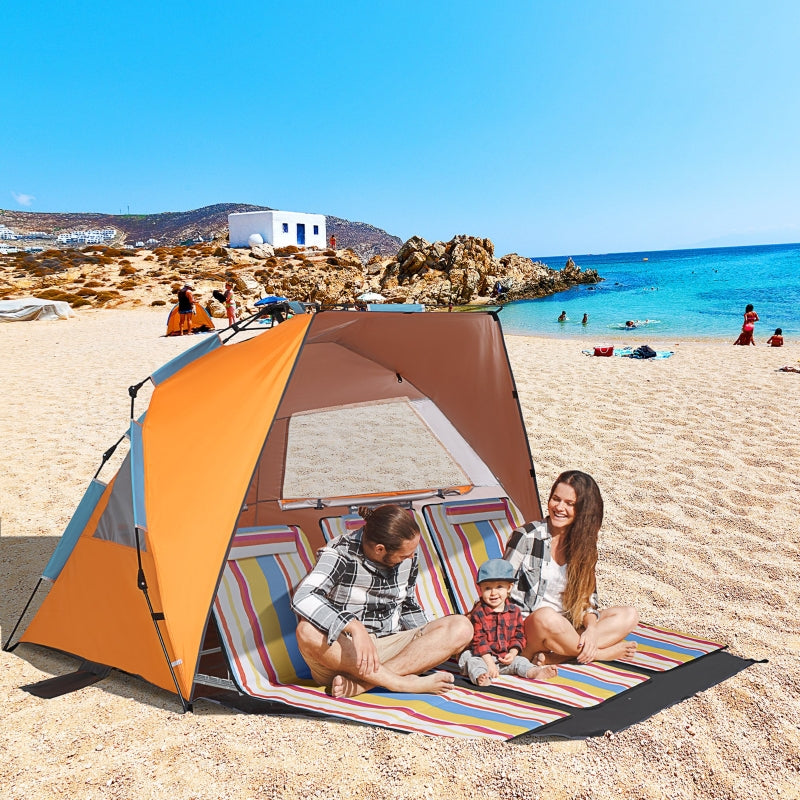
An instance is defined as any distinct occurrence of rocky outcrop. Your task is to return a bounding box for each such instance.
[369,236,600,306]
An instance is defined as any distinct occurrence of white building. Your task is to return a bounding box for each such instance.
[56,228,116,245]
[228,210,326,249]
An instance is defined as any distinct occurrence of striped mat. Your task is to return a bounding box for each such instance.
[443,659,648,709]
[213,524,568,739]
[422,497,524,614]
[616,623,726,672]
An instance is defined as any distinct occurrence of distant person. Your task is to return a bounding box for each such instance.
[458,559,558,687]
[177,284,195,335]
[582,313,589,325]
[558,311,567,322]
[329,234,337,249]
[733,304,759,346]
[223,281,237,327]
[766,328,784,347]
[625,320,636,329]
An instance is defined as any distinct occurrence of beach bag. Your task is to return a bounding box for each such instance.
[634,345,657,359]
[213,289,227,304]
[593,346,614,357]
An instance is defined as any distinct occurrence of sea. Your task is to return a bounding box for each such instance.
[498,242,800,341]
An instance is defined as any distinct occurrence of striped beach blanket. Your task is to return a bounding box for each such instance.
[213,524,567,739]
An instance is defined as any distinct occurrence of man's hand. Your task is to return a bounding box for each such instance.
[344,621,380,677]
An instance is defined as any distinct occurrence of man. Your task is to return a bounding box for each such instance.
[177,284,195,335]
[292,504,472,698]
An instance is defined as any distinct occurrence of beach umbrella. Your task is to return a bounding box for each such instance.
[357,292,385,302]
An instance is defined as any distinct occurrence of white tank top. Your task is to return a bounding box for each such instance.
[539,558,568,613]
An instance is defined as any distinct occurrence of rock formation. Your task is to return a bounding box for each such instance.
[370,235,600,306]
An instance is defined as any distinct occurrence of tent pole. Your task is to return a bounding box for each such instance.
[3,578,43,652]
[134,529,191,713]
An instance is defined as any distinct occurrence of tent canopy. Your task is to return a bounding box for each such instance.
[20,311,541,701]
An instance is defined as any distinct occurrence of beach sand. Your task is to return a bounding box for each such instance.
[1,309,799,799]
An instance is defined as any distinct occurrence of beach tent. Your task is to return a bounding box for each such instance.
[165,303,216,336]
[11,311,541,709]
[0,297,75,322]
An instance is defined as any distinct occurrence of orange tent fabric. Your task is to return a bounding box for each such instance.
[20,311,541,701]
[165,303,216,336]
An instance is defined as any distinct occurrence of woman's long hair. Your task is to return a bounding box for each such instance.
[550,471,603,628]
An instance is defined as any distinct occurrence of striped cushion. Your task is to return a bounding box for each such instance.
[214,525,316,686]
[423,497,524,614]
[616,623,725,671]
[213,523,566,739]
[320,511,455,619]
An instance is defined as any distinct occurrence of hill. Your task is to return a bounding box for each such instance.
[0,203,403,262]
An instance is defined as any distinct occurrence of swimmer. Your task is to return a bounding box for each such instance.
[558,311,567,323]
[625,320,636,329]
[582,313,588,325]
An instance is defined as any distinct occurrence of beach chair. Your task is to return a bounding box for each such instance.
[422,497,524,615]
[212,524,567,739]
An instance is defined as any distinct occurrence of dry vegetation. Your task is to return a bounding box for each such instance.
[0,244,371,315]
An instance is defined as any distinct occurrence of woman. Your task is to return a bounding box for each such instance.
[733,304,759,346]
[503,471,639,664]
[223,281,237,327]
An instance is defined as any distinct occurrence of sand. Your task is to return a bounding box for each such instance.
[1,308,799,800]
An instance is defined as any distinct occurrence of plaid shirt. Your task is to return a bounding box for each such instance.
[292,530,428,645]
[504,519,599,616]
[469,601,526,657]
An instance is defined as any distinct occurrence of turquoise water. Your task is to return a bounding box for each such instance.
[499,243,800,341]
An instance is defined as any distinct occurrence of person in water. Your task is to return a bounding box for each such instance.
[766,328,784,347]
[582,313,588,325]
[734,304,759,346]
[558,311,567,322]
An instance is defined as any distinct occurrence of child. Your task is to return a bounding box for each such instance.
[458,559,558,686]
[767,328,784,347]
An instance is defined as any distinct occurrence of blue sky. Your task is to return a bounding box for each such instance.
[3,1,799,257]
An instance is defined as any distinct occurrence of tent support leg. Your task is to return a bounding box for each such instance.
[134,530,191,714]
[3,578,43,652]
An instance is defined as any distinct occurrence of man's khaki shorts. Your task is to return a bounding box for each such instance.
[305,625,429,688]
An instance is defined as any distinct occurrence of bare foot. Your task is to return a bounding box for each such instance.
[599,639,638,661]
[476,673,492,687]
[408,671,456,695]
[329,673,370,698]
[526,664,558,681]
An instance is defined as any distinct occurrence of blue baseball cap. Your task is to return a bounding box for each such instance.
[476,559,516,584]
